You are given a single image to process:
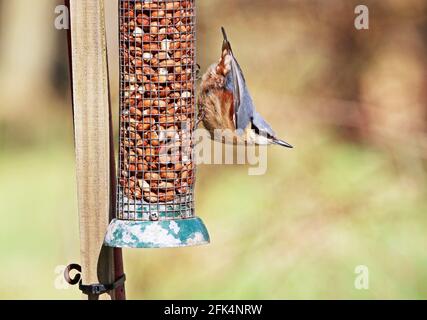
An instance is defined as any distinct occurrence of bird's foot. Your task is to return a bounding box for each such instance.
[196,107,206,127]
[195,64,202,81]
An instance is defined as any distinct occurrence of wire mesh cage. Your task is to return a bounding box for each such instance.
[104,0,209,248]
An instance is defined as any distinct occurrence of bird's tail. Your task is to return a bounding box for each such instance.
[221,27,232,54]
[272,138,294,148]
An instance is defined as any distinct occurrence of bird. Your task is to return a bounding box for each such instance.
[197,27,293,148]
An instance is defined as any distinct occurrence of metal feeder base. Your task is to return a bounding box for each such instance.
[104,218,210,249]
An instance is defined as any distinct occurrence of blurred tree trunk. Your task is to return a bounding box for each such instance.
[358,3,427,147]
[0,0,56,120]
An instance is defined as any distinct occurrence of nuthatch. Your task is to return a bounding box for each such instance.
[197,27,293,148]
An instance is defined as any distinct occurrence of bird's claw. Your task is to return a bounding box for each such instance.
[197,106,206,127]
[195,64,202,81]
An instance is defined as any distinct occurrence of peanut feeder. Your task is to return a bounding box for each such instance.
[104,0,210,248]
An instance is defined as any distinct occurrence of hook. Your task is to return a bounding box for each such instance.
[64,263,82,286]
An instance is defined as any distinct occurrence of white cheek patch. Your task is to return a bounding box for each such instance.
[247,129,270,145]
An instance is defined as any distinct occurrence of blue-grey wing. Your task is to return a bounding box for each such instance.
[225,56,255,132]
[252,112,276,138]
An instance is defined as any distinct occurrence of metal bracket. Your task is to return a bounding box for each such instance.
[64,264,126,296]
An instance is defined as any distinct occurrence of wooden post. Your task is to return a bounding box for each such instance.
[69,0,124,300]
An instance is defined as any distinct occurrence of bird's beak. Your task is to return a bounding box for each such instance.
[274,139,294,148]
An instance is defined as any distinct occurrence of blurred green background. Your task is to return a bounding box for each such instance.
[1,0,427,299]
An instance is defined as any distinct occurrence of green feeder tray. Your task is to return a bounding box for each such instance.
[104,196,210,249]
[104,217,210,249]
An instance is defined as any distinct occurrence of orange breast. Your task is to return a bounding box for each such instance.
[200,88,236,135]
